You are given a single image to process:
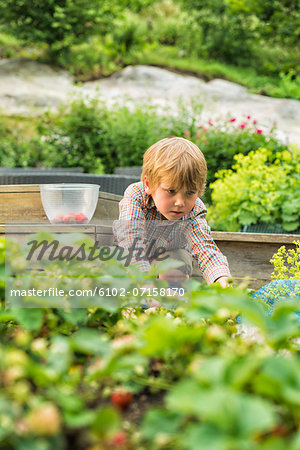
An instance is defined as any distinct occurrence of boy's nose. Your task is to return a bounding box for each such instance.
[174,195,185,207]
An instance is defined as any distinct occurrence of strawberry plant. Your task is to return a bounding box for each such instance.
[1,237,300,449]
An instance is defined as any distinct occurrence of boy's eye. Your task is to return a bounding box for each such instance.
[167,189,176,194]
[187,191,195,196]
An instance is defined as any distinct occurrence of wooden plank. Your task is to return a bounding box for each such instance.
[212,231,299,244]
[4,224,96,254]
[214,239,298,290]
[0,185,43,193]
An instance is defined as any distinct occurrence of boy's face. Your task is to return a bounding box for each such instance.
[144,176,198,220]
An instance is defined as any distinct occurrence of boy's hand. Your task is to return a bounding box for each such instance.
[215,276,229,288]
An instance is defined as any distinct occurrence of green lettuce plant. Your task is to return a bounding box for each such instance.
[208,146,300,231]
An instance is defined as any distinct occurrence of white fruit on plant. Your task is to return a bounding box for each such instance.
[30,338,48,355]
[5,349,28,366]
[26,403,61,436]
[14,328,31,346]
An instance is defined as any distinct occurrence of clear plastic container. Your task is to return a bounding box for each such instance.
[40,184,100,224]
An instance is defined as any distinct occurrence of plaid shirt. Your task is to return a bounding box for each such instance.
[113,182,231,284]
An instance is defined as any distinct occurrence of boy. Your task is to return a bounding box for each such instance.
[114,137,230,289]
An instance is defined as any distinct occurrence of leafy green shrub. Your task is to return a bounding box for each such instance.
[37,98,108,173]
[179,0,258,65]
[208,146,300,231]
[56,37,119,81]
[0,121,45,168]
[0,0,128,60]
[268,70,300,101]
[0,31,24,58]
[34,98,201,173]
[111,12,149,56]
[192,117,288,199]
[271,241,300,280]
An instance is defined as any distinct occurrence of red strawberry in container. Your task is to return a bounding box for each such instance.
[63,213,77,224]
[75,212,88,224]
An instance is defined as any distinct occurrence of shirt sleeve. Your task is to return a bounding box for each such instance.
[189,211,231,284]
[113,184,151,272]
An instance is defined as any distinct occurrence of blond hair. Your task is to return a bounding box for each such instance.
[141,137,207,195]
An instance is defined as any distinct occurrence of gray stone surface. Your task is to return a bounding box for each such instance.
[0,58,73,115]
[1,59,300,145]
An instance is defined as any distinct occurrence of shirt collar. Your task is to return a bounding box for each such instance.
[145,194,156,209]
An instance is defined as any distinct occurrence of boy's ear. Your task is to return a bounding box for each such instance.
[144,175,151,194]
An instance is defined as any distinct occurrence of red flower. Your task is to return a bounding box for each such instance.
[253,120,257,125]
[195,134,199,139]
[256,129,263,134]
[239,123,246,129]
[184,130,190,138]
[230,118,236,122]
[247,115,251,119]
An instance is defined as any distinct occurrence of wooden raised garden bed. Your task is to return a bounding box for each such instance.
[0,185,298,289]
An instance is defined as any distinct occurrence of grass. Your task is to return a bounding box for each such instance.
[134,46,279,96]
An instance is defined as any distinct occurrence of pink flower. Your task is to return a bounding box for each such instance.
[253,120,257,125]
[239,123,246,129]
[256,129,263,134]
[230,118,236,122]
[247,115,251,119]
[198,125,203,129]
[184,130,190,138]
[208,119,213,126]
[195,134,199,139]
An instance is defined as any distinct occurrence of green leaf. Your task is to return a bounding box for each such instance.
[181,423,231,450]
[167,382,276,436]
[48,388,84,413]
[142,408,182,440]
[282,221,300,231]
[64,409,96,428]
[238,211,255,225]
[166,378,204,416]
[92,407,121,438]
[58,309,88,325]
[11,308,44,331]
[46,335,72,374]
[70,328,110,355]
